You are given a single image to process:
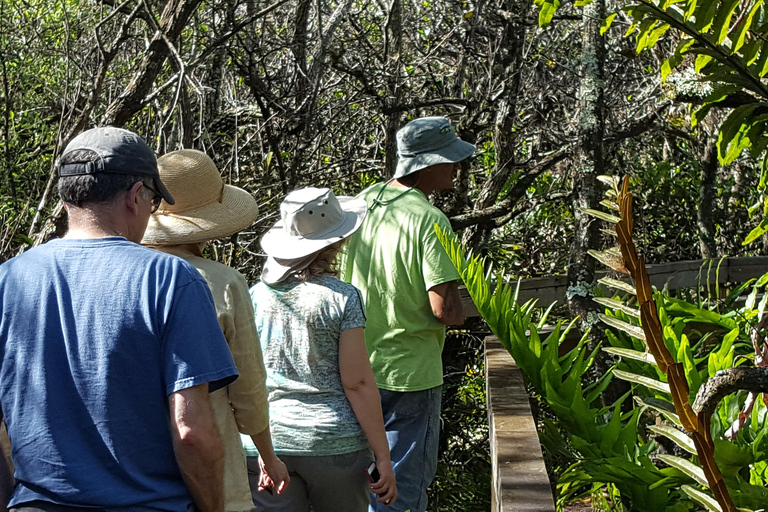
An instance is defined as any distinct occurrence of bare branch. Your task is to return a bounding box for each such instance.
[692,366,768,415]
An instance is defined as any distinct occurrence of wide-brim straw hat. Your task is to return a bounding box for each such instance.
[141,149,259,245]
[393,116,476,179]
[261,187,367,260]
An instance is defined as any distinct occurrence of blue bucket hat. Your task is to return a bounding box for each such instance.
[393,117,476,179]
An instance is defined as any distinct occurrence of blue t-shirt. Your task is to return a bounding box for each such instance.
[243,275,368,456]
[0,237,239,511]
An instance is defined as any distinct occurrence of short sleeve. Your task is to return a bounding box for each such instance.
[422,212,461,291]
[340,285,366,332]
[162,278,239,395]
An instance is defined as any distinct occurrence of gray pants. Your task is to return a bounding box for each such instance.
[248,449,373,512]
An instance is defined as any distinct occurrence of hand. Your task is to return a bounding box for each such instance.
[370,459,397,506]
[258,454,290,495]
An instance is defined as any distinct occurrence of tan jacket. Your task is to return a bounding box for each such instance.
[157,245,268,512]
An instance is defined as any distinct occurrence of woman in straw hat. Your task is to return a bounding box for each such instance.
[142,149,289,511]
[244,187,397,511]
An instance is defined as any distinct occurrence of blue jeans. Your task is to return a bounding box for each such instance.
[369,386,441,512]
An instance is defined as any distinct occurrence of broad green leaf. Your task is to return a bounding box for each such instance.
[657,455,708,486]
[599,199,620,211]
[646,24,671,49]
[712,0,742,45]
[741,37,762,66]
[648,425,696,454]
[731,0,764,54]
[684,0,699,18]
[695,53,714,72]
[601,12,617,35]
[599,313,647,340]
[613,369,671,393]
[634,396,682,426]
[597,175,620,189]
[743,217,768,245]
[603,346,657,364]
[593,297,641,318]
[692,85,744,126]
[537,0,561,28]
[694,0,721,32]
[599,277,637,295]
[718,104,760,164]
[681,485,723,511]
[662,38,695,81]
[580,208,621,224]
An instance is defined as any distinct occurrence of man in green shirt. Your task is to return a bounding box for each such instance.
[340,117,474,512]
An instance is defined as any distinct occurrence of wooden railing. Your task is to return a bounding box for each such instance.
[485,336,556,511]
[464,256,768,317]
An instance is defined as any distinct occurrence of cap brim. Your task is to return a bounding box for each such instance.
[153,177,176,205]
[393,139,475,179]
[142,185,258,245]
[260,195,367,260]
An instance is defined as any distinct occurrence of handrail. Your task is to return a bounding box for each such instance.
[485,336,556,511]
[463,256,768,317]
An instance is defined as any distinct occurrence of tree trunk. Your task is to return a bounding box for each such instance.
[567,0,605,326]
[698,135,718,258]
[568,0,619,404]
[103,0,204,127]
[461,0,528,250]
[384,0,403,177]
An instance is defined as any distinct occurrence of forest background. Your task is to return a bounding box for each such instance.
[2,0,767,509]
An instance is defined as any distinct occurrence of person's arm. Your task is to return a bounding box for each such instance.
[249,427,289,494]
[169,383,225,512]
[428,280,465,326]
[339,327,397,505]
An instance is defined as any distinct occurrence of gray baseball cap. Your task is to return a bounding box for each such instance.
[57,126,175,205]
[393,117,476,179]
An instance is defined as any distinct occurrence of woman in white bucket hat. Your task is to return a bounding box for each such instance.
[141,149,290,510]
[244,187,397,511]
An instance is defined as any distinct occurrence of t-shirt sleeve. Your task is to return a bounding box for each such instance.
[422,212,461,291]
[340,285,366,332]
[163,278,239,396]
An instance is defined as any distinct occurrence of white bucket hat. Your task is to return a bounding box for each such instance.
[141,149,259,245]
[393,117,476,179]
[260,187,367,284]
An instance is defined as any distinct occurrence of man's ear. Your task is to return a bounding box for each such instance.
[125,181,143,215]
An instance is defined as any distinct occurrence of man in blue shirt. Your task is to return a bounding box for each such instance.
[0,127,239,511]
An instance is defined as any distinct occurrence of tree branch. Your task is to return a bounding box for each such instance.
[692,366,768,415]
[382,98,470,115]
[450,148,570,230]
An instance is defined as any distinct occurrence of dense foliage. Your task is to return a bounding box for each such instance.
[439,220,768,510]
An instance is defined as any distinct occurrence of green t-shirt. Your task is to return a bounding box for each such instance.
[339,183,461,392]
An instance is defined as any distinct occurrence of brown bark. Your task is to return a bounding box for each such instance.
[567,0,605,328]
[461,0,529,249]
[698,135,718,258]
[103,0,204,127]
[383,0,403,178]
[693,367,768,415]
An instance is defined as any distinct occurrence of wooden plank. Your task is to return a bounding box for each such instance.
[486,336,556,512]
[461,256,768,318]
